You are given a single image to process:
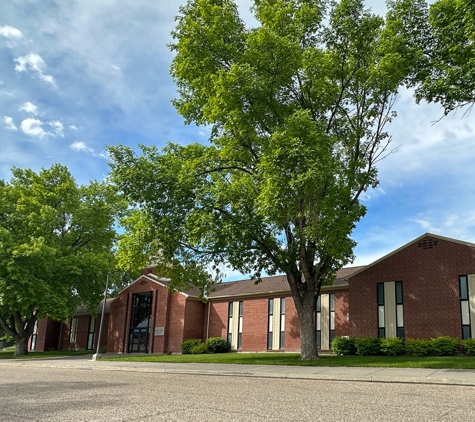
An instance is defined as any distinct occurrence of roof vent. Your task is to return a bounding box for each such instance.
[417,237,438,249]
[139,280,148,285]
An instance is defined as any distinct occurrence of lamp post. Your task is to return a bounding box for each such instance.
[92,273,109,361]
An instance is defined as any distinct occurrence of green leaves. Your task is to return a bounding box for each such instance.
[391,0,475,114]
[110,0,417,358]
[0,164,122,345]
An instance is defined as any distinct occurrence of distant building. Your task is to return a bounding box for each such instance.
[30,233,475,353]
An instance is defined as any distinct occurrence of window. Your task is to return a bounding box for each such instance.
[460,275,472,339]
[377,281,404,339]
[316,293,334,349]
[87,317,96,350]
[69,317,78,343]
[267,298,274,350]
[267,298,285,350]
[227,302,233,345]
[329,294,335,345]
[30,320,39,351]
[128,291,153,353]
[280,297,285,349]
[227,301,243,350]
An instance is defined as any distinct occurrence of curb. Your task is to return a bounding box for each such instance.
[2,360,475,387]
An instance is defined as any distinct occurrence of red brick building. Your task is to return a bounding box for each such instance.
[30,233,475,354]
[348,233,475,340]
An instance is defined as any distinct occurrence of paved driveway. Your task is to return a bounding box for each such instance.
[1,365,475,421]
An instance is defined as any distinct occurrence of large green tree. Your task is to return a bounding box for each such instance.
[109,0,417,359]
[0,165,121,355]
[392,0,475,114]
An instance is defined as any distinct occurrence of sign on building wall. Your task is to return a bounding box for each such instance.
[154,327,165,336]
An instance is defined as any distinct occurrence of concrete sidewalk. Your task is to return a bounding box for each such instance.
[2,355,475,386]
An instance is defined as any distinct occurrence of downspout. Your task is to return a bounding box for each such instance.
[206,300,211,340]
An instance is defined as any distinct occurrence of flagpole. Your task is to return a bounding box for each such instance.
[92,273,109,361]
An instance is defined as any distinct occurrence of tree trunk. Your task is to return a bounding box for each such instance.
[14,336,29,356]
[296,295,319,360]
[298,311,318,360]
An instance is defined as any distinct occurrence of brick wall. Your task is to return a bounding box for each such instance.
[107,276,200,354]
[183,299,205,342]
[108,277,173,354]
[205,291,348,353]
[349,237,475,339]
[334,290,349,337]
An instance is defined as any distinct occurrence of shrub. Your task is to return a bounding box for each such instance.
[380,337,404,356]
[181,338,202,354]
[462,338,475,355]
[431,336,459,356]
[190,342,208,354]
[331,336,356,355]
[206,337,230,353]
[404,338,431,356]
[354,337,381,356]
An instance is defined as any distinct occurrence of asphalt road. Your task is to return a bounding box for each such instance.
[1,366,474,421]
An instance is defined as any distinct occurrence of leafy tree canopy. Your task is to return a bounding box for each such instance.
[109,0,417,359]
[0,164,123,355]
[392,0,475,114]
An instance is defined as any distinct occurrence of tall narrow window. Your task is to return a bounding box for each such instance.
[228,301,243,350]
[238,301,243,350]
[69,317,78,343]
[227,302,233,345]
[267,298,285,350]
[87,316,96,350]
[316,294,333,349]
[267,298,274,350]
[329,293,335,345]
[316,295,321,349]
[460,275,471,339]
[377,282,404,338]
[30,320,38,351]
[279,297,285,349]
[128,291,152,353]
[377,283,385,338]
[395,281,404,339]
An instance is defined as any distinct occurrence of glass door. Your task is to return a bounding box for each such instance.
[128,291,152,353]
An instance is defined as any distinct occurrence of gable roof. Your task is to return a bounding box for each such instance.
[111,273,203,302]
[346,232,475,280]
[207,266,364,299]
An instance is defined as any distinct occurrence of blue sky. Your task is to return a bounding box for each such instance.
[2,0,473,280]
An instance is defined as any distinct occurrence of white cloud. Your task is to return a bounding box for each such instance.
[14,53,56,87]
[0,25,23,39]
[4,116,17,131]
[20,118,47,138]
[0,25,24,47]
[48,120,64,137]
[19,101,38,114]
[69,141,107,160]
[19,118,64,138]
[70,141,93,153]
[69,125,78,131]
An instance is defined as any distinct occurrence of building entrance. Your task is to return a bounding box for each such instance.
[128,291,152,353]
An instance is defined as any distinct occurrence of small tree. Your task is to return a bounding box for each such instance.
[0,165,122,355]
[109,0,416,360]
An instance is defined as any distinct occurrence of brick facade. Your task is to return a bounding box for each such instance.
[34,233,475,354]
[349,235,475,339]
[106,274,206,354]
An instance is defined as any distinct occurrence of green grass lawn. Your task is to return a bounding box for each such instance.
[0,348,92,359]
[102,352,475,369]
